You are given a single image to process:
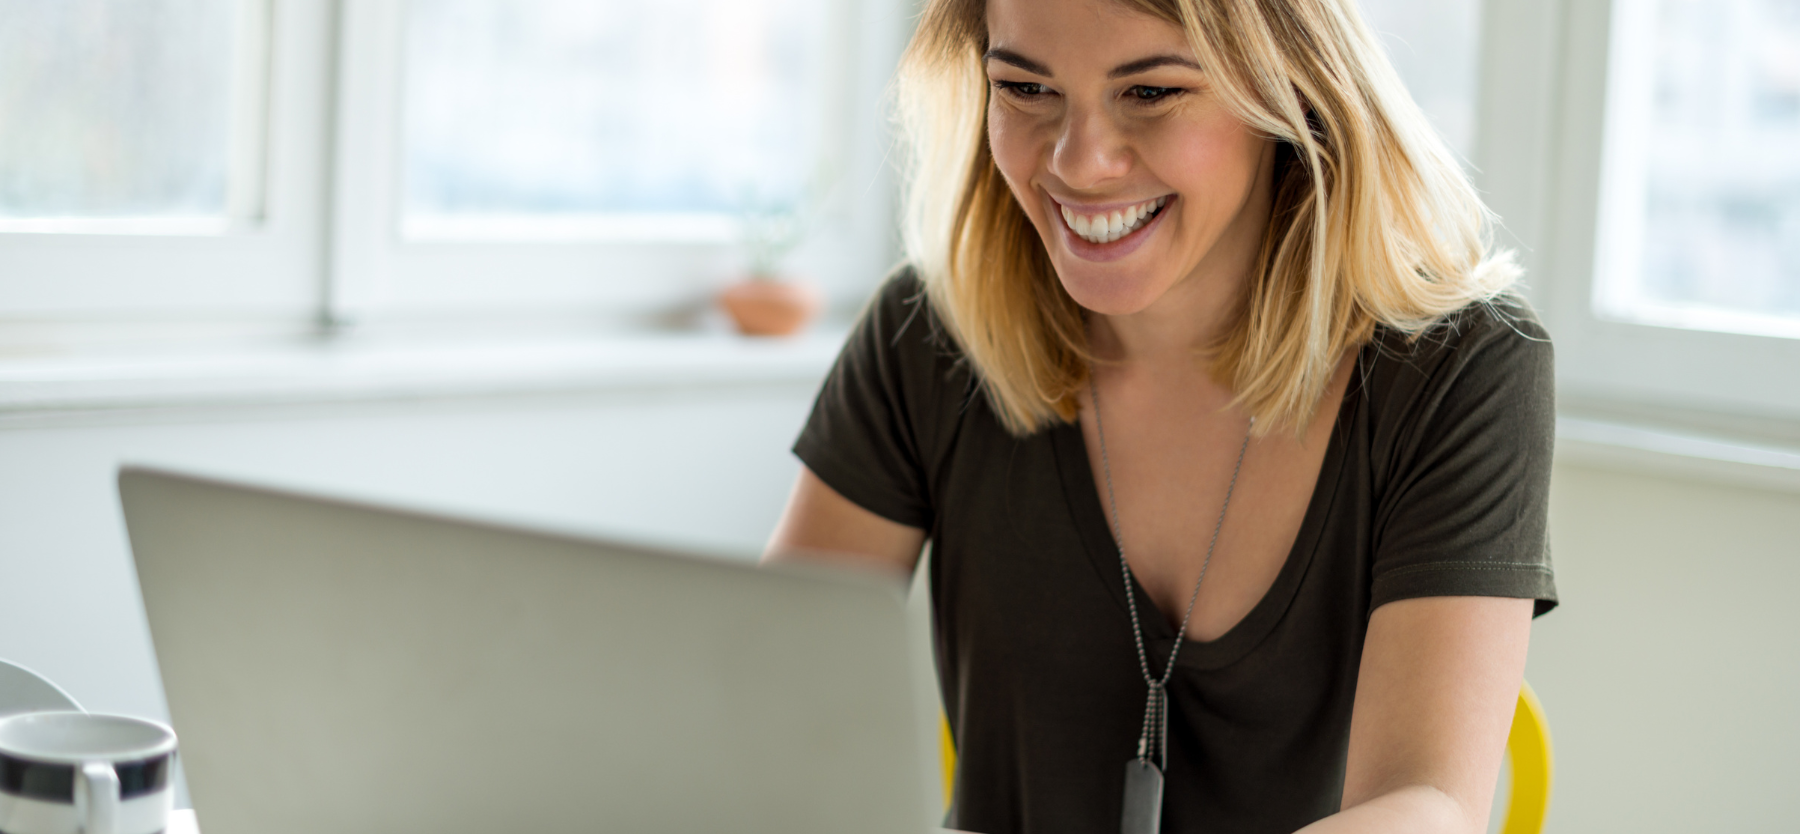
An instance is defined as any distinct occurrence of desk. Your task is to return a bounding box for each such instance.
[167,808,964,833]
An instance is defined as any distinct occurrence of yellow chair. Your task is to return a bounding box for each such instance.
[938,714,956,808]
[937,681,1553,833]
[1501,681,1554,834]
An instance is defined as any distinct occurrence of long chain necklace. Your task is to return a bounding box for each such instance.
[1088,372,1252,834]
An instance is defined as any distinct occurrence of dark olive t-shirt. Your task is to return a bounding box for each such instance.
[793,269,1558,834]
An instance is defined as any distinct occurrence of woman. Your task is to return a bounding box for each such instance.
[767,0,1556,832]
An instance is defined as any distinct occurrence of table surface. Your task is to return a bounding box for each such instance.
[169,808,964,834]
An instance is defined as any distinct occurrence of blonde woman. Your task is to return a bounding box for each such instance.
[767,0,1555,832]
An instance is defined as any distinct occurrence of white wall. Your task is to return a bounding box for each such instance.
[1532,462,1800,833]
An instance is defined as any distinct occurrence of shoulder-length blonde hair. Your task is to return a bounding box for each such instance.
[895,0,1520,436]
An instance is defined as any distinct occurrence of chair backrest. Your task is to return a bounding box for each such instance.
[1500,681,1554,834]
[935,680,1555,832]
[0,659,83,717]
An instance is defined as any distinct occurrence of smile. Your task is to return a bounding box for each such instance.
[1059,196,1168,244]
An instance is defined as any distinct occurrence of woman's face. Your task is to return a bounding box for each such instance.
[984,0,1275,318]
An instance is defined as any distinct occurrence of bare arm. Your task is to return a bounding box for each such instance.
[1294,595,1534,834]
[763,466,926,576]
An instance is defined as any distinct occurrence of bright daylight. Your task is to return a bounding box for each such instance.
[1,2,1797,834]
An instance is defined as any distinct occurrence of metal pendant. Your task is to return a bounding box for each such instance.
[1121,757,1165,834]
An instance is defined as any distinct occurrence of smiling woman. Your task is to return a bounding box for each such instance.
[900,0,1520,437]
[767,1,1556,834]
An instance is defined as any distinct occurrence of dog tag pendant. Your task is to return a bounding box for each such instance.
[1121,758,1164,834]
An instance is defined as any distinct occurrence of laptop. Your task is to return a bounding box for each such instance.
[119,466,938,834]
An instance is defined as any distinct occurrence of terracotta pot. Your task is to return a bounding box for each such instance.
[718,278,823,337]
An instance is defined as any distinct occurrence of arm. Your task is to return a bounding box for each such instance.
[1295,595,1533,834]
[763,465,927,577]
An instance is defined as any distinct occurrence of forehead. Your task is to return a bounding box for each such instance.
[984,0,1191,73]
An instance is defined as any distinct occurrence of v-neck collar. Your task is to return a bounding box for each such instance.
[1049,364,1359,673]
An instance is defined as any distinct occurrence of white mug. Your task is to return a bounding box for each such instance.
[0,712,176,834]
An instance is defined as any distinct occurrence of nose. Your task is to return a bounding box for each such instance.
[1049,106,1132,190]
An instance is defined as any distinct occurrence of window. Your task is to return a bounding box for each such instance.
[1478,0,1800,423]
[0,0,330,321]
[1593,0,1800,340]
[6,0,1794,429]
[329,0,898,323]
[0,0,903,331]
[0,0,257,231]
[399,0,831,238]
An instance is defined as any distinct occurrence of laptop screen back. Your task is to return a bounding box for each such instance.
[120,467,933,834]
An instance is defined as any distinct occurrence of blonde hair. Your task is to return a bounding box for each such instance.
[895,0,1520,436]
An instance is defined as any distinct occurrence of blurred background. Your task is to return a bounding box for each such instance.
[1,1,1797,831]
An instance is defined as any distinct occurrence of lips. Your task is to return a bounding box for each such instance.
[1058,196,1168,244]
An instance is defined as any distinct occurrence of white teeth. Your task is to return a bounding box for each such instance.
[1062,197,1165,244]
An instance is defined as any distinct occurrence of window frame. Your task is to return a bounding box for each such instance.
[29,0,1791,430]
[1475,0,1800,423]
[0,0,334,322]
[0,0,908,335]
[326,0,905,326]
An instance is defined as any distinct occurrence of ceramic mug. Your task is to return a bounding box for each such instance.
[0,712,176,834]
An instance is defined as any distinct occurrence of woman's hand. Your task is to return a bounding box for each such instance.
[763,466,927,578]
[1297,595,1534,834]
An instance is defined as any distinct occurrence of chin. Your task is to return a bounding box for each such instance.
[1028,191,1185,317]
[1049,257,1172,317]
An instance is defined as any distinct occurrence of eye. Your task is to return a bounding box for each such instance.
[993,80,1052,99]
[1127,85,1182,103]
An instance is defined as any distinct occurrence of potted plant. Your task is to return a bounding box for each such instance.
[718,197,824,337]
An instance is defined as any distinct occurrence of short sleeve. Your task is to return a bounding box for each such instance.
[792,269,954,530]
[1369,302,1559,616]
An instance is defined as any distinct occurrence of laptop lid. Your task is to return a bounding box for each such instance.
[119,466,934,834]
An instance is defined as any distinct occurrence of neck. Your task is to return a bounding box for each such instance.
[1088,263,1247,367]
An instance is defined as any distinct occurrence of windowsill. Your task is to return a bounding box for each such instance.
[0,325,849,426]
[1555,415,1800,495]
[5,329,1797,495]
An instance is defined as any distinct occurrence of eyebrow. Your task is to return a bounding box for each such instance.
[1108,55,1203,78]
[981,49,1203,80]
[983,48,1052,76]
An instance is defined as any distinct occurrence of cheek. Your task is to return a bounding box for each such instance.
[1147,117,1265,222]
[986,107,1037,193]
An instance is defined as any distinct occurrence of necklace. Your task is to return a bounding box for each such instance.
[1088,372,1252,834]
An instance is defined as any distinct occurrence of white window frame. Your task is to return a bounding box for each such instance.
[0,0,334,322]
[0,0,907,336]
[1475,0,1800,423]
[326,0,905,325]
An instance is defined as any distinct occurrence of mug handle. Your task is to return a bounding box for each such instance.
[76,762,119,834]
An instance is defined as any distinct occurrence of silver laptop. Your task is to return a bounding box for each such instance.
[119,467,936,834]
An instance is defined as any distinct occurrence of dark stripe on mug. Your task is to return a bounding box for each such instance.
[0,755,70,803]
[0,752,171,802]
[116,754,171,799]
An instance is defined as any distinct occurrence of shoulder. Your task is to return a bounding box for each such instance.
[1358,295,1561,615]
[822,263,984,440]
[793,265,980,528]
[1358,294,1557,471]
[859,265,937,348]
[1362,293,1555,406]
[846,264,974,391]
[861,265,956,351]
